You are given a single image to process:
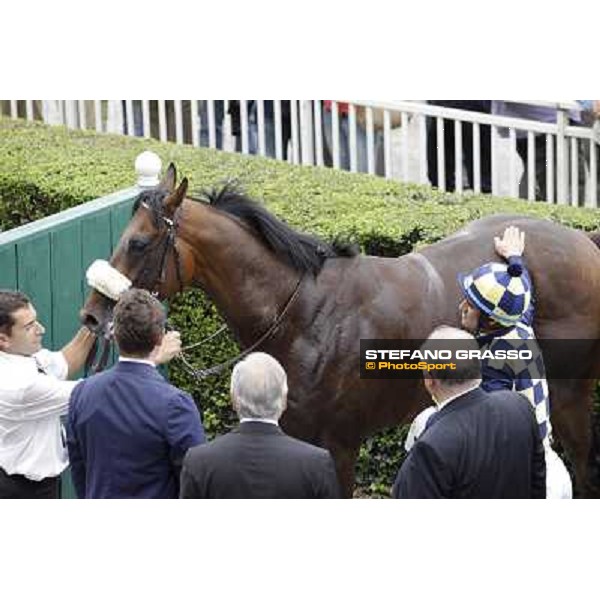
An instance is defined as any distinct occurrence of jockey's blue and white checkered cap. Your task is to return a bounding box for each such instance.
[458,261,531,327]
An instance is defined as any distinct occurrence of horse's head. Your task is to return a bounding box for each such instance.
[80,163,196,334]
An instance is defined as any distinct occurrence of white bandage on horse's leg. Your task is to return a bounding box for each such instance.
[86,259,132,301]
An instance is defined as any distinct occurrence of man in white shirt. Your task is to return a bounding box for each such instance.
[0,289,97,498]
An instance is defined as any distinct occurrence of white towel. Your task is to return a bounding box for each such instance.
[86,259,132,301]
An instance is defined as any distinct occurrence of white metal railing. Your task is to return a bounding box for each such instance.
[2,100,599,207]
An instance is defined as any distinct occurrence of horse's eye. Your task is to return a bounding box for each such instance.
[128,238,149,254]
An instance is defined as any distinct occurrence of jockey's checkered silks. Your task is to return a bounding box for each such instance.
[86,259,132,301]
[477,322,552,449]
[458,257,532,327]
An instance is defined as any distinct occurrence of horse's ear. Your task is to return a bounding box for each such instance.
[164,177,188,214]
[160,163,177,192]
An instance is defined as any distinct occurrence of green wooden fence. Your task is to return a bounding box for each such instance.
[0,185,140,497]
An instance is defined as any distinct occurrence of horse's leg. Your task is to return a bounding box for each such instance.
[281,409,361,498]
[320,436,360,498]
[549,380,596,497]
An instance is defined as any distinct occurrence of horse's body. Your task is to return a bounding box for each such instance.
[81,166,600,496]
[270,215,600,496]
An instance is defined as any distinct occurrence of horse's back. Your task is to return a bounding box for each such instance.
[448,213,595,252]
[422,213,600,337]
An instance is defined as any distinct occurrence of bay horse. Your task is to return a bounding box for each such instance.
[81,164,600,497]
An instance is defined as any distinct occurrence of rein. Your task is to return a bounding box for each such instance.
[181,324,229,351]
[83,331,113,375]
[176,274,305,381]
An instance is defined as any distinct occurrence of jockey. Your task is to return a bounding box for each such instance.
[405,226,572,499]
[457,227,549,441]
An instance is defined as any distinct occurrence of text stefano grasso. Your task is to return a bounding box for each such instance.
[364,348,533,361]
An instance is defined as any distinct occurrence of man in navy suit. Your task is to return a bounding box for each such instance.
[66,289,205,499]
[180,352,340,499]
[392,326,546,499]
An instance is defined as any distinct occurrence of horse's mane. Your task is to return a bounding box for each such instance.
[195,184,358,277]
[133,184,357,276]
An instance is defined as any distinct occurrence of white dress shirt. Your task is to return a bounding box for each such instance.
[404,381,482,452]
[239,418,279,426]
[118,357,156,367]
[0,349,77,480]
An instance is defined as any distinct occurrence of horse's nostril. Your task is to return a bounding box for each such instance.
[82,313,100,333]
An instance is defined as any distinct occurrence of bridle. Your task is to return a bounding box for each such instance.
[132,201,185,297]
[84,201,183,375]
[85,199,304,379]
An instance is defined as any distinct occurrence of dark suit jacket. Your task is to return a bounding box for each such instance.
[66,361,205,499]
[180,421,340,498]
[392,388,546,499]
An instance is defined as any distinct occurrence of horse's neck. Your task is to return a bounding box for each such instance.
[181,207,298,342]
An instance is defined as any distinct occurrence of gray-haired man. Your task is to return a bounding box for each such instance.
[180,352,340,499]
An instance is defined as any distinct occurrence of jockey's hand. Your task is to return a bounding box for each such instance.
[494,226,525,259]
[153,330,182,365]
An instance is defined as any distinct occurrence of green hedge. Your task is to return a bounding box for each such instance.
[3,116,600,496]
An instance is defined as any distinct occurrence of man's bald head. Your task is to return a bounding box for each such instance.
[423,325,482,384]
[230,352,288,420]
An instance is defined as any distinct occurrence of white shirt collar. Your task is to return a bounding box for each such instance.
[0,349,67,378]
[0,349,33,364]
[240,418,279,426]
[436,380,481,411]
[118,357,156,367]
